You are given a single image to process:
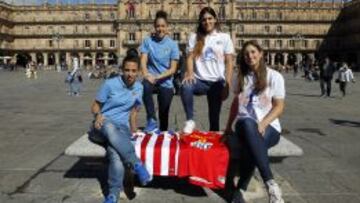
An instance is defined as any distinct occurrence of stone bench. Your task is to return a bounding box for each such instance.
[64,133,303,158]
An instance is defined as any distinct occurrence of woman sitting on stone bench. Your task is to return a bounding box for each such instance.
[223,40,285,203]
[91,54,151,203]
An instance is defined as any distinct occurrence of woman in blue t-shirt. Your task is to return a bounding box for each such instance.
[140,10,180,132]
[91,55,151,203]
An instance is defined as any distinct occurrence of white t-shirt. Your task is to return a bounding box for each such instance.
[232,68,285,132]
[187,31,235,82]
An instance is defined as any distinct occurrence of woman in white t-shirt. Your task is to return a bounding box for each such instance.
[181,7,234,134]
[223,40,285,203]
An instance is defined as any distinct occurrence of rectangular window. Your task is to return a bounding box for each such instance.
[263,40,269,48]
[173,32,180,41]
[238,40,244,47]
[97,40,103,48]
[264,25,270,33]
[275,40,282,48]
[276,26,282,33]
[129,33,136,41]
[238,25,244,33]
[74,40,79,47]
[289,40,295,48]
[85,40,91,47]
[303,40,308,48]
[110,40,116,47]
[49,40,53,47]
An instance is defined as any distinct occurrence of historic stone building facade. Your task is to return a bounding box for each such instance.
[0,0,344,69]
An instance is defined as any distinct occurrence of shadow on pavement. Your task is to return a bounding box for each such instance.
[329,119,360,128]
[296,128,327,136]
[64,158,211,199]
[287,93,321,98]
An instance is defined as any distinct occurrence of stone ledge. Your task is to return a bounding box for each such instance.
[65,133,303,158]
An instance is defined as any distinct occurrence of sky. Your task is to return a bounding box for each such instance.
[1,0,346,5]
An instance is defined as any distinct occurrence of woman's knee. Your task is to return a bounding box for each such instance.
[180,83,194,95]
[235,119,257,131]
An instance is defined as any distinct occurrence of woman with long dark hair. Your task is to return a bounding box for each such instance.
[140,10,180,132]
[181,7,234,133]
[224,40,285,203]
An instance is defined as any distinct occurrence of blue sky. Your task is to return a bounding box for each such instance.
[2,0,346,5]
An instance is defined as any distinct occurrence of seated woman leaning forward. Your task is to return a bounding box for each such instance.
[91,54,151,203]
[223,40,285,203]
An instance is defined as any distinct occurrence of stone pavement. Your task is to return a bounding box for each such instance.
[0,70,360,203]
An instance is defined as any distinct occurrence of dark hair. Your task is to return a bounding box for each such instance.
[126,48,139,58]
[154,10,168,25]
[122,55,140,69]
[237,40,267,94]
[193,7,220,58]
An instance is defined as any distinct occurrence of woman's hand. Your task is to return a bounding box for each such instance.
[258,121,268,136]
[220,127,233,143]
[182,73,196,85]
[94,114,105,130]
[145,74,157,84]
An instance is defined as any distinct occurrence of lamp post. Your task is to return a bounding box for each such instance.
[52,32,63,71]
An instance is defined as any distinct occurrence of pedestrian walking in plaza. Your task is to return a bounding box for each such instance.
[181,7,234,134]
[140,10,180,132]
[337,62,355,97]
[91,54,151,203]
[319,57,336,97]
[223,40,285,203]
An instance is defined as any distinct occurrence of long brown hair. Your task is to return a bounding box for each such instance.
[237,40,267,94]
[193,7,221,58]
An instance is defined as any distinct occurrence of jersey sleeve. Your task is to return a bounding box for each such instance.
[95,80,111,103]
[171,42,180,60]
[139,37,150,54]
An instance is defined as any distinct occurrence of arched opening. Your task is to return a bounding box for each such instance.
[16,53,31,68]
[48,53,55,66]
[96,52,104,66]
[36,53,44,64]
[275,53,283,65]
[108,52,118,66]
[84,52,92,66]
[287,53,296,66]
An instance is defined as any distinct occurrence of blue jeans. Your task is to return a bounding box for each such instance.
[180,79,224,131]
[234,118,280,190]
[99,120,140,199]
[142,80,174,131]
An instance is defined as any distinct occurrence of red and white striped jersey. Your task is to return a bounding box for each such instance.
[132,132,180,177]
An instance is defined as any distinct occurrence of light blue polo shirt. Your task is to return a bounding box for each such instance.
[96,76,143,128]
[140,35,180,88]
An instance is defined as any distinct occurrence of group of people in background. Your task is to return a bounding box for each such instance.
[91,8,286,203]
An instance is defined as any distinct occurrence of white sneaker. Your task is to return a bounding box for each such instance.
[266,180,284,203]
[231,189,246,203]
[183,120,196,134]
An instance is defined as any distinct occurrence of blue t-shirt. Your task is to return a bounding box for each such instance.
[140,36,180,88]
[95,76,143,128]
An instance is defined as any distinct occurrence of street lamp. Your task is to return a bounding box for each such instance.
[52,32,63,71]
